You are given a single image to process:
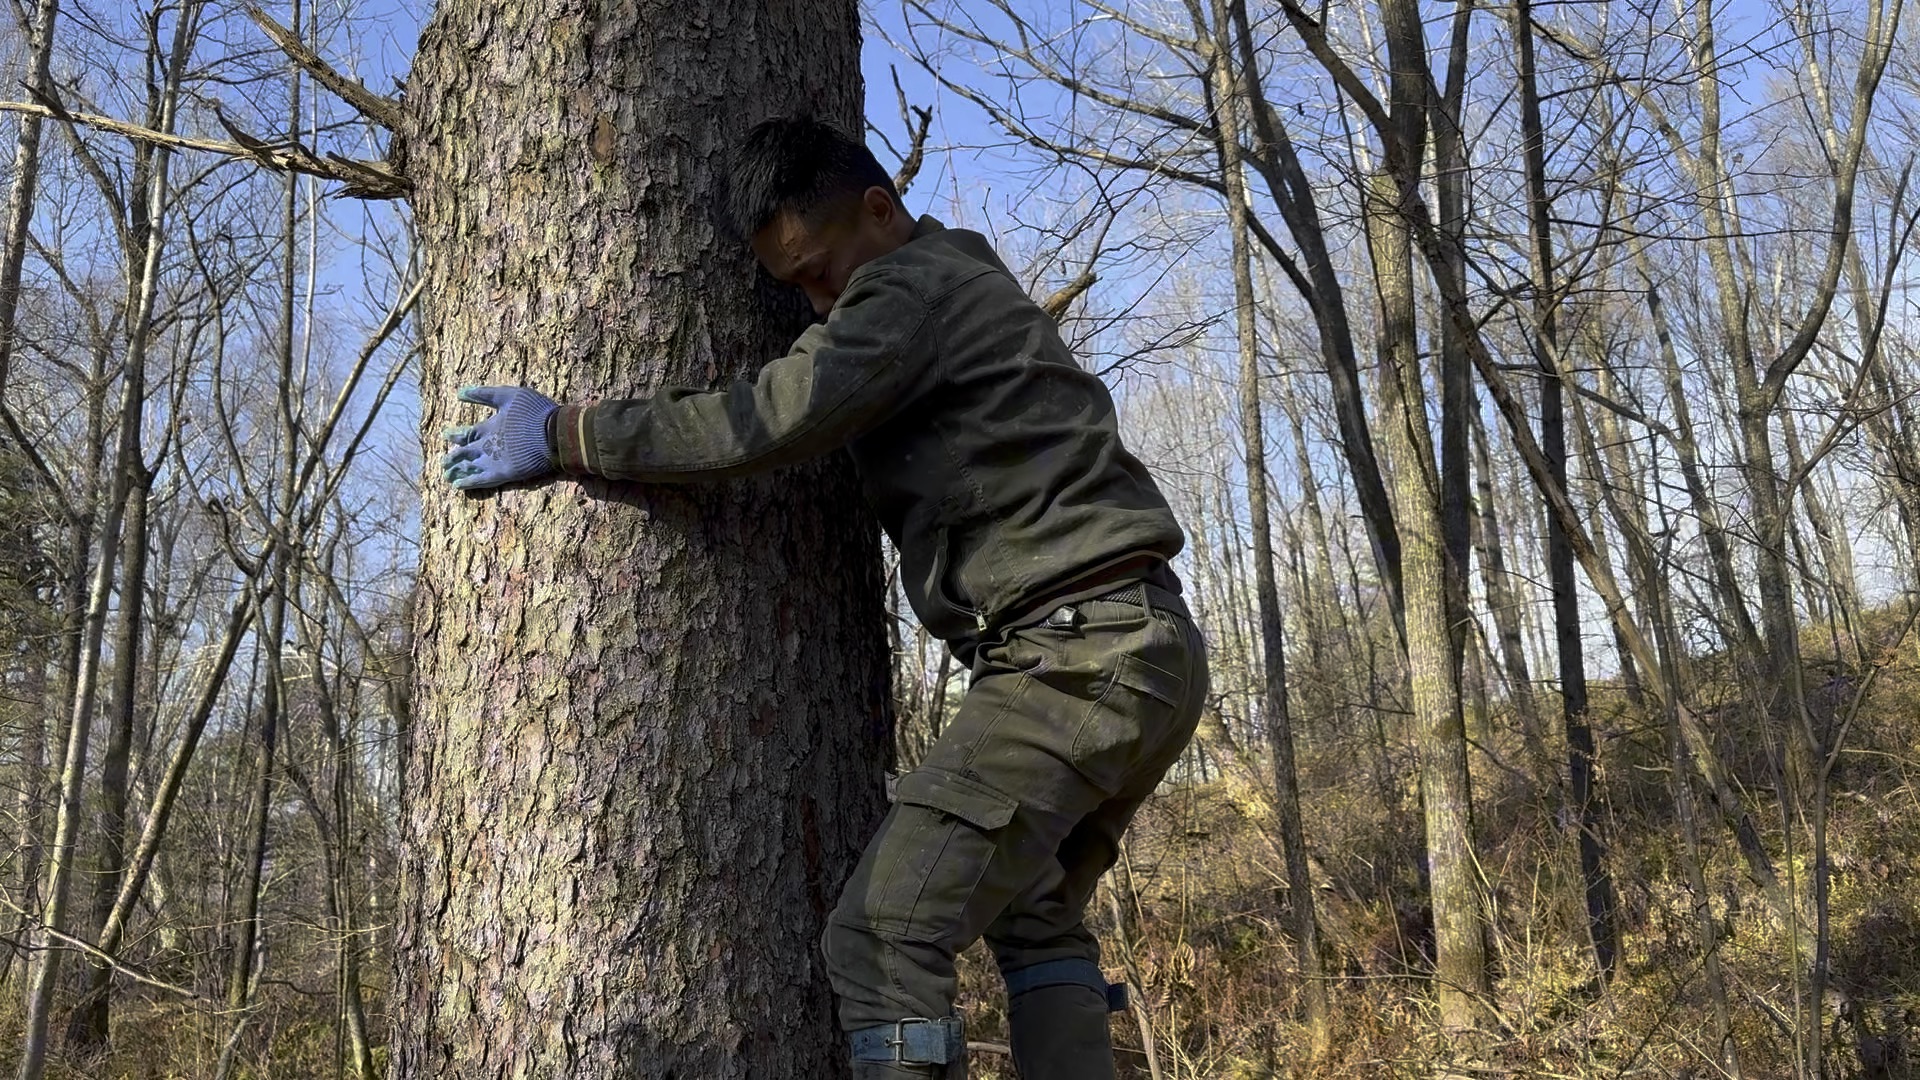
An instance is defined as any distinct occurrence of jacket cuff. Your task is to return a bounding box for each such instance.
[552,402,597,475]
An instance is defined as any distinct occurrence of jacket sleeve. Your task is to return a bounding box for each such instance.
[552,267,934,482]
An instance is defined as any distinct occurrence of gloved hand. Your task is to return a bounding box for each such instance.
[440,385,560,490]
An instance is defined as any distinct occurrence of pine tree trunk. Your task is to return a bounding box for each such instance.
[397,3,890,1076]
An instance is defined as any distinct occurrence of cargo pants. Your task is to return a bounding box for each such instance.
[823,582,1208,1077]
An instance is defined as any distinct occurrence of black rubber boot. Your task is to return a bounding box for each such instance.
[1007,983,1116,1080]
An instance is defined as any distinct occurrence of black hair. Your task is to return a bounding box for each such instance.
[729,115,902,237]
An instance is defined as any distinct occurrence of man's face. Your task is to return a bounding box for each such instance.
[752,187,911,317]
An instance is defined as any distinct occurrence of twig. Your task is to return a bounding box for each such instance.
[0,897,209,1004]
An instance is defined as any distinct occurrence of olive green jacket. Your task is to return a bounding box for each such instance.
[551,216,1184,651]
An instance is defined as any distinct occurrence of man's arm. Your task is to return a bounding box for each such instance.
[554,267,933,482]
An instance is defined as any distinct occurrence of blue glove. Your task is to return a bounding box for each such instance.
[440,385,560,490]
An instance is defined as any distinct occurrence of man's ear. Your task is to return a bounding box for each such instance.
[863,185,898,225]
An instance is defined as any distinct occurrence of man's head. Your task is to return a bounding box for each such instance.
[732,115,915,316]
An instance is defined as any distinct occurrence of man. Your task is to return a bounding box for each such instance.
[441,116,1208,1079]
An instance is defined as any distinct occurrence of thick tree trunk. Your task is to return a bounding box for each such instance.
[398,3,891,1076]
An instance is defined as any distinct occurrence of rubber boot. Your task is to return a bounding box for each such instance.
[1007,983,1116,1080]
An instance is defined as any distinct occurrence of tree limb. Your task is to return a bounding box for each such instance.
[0,100,407,198]
[244,4,404,133]
[885,67,934,196]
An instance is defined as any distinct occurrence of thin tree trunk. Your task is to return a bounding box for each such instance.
[0,0,59,402]
[1637,261,1762,655]
[1612,454,1743,1076]
[1104,863,1164,1080]
[63,469,149,1050]
[217,13,306,1062]
[285,556,379,1080]
[1204,0,1328,1046]
[1469,416,1550,778]
[0,0,66,985]
[1512,0,1619,978]
[14,8,187,1062]
[212,579,287,1080]
[1363,170,1489,1029]
[1227,0,1402,623]
[396,3,890,1075]
[1779,409,1858,652]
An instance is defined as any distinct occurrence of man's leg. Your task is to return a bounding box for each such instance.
[984,796,1145,1080]
[823,586,1207,1077]
[986,595,1206,1079]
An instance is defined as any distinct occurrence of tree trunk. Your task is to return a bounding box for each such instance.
[0,0,65,987]
[1468,416,1549,778]
[1362,171,1489,1029]
[1204,0,1328,1047]
[15,7,185,1060]
[397,3,891,1076]
[64,467,149,1050]
[1512,0,1619,978]
[217,19,309,1064]
[1227,0,1402,623]
[0,0,58,402]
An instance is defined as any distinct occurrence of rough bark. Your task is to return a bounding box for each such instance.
[398,2,891,1076]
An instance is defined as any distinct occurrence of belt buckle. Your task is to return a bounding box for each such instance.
[885,1017,951,1065]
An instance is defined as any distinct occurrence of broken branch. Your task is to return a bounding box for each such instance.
[245,4,405,133]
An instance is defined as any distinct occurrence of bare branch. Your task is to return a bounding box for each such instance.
[244,5,405,132]
[1040,270,1097,321]
[887,67,934,196]
[0,101,408,199]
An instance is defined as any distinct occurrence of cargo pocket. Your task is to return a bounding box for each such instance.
[867,767,1018,943]
[1072,652,1188,795]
